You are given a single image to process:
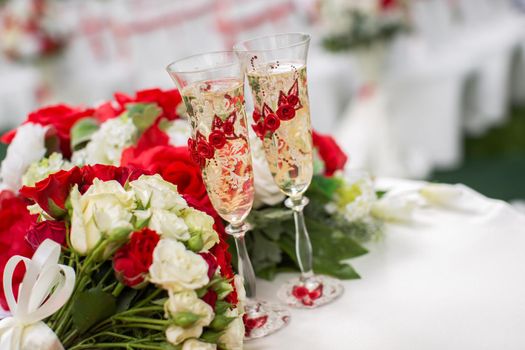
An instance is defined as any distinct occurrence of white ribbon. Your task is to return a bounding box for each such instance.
[0,239,75,350]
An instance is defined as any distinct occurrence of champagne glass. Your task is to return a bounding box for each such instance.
[167,51,290,339]
[235,34,344,308]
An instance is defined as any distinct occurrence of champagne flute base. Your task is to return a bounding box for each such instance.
[277,275,344,309]
[244,299,291,340]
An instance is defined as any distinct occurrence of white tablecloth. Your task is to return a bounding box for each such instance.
[246,179,525,350]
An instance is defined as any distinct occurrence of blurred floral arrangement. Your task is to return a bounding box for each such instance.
[0,87,399,348]
[321,0,410,52]
[0,0,69,62]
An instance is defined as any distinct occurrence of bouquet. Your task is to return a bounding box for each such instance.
[0,87,393,348]
[0,0,69,62]
[321,0,409,52]
[0,165,245,349]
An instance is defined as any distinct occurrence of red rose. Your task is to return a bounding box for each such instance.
[26,221,67,250]
[312,131,348,176]
[115,88,183,121]
[209,130,226,149]
[276,104,296,121]
[199,252,219,279]
[264,113,280,132]
[202,289,218,308]
[197,140,214,159]
[20,165,147,218]
[0,191,37,311]
[287,95,299,107]
[93,101,121,122]
[123,146,210,209]
[113,228,160,288]
[80,165,147,192]
[20,167,83,218]
[1,104,94,158]
[121,123,170,165]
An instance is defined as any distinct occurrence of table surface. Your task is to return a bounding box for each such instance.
[246,180,525,350]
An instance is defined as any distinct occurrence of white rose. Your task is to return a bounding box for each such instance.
[233,275,246,311]
[167,119,192,147]
[183,207,219,251]
[0,123,48,192]
[149,209,190,241]
[79,116,137,166]
[165,290,214,328]
[22,152,72,187]
[219,309,245,350]
[130,174,188,212]
[250,135,285,207]
[149,239,209,292]
[166,325,203,346]
[182,339,217,350]
[70,180,135,254]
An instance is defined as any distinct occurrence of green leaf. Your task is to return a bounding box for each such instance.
[209,315,236,331]
[249,233,282,274]
[214,301,232,315]
[200,330,224,343]
[127,103,162,133]
[173,311,201,328]
[71,118,100,151]
[376,190,387,199]
[306,175,343,203]
[187,233,204,252]
[72,288,117,334]
[116,288,138,313]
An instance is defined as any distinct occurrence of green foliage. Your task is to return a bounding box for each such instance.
[72,288,117,334]
[71,118,100,151]
[238,182,383,280]
[127,103,162,133]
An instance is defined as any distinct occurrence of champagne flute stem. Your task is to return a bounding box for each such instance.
[285,196,313,280]
[226,223,256,299]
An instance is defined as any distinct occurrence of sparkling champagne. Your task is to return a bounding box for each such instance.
[247,62,313,198]
[182,79,254,225]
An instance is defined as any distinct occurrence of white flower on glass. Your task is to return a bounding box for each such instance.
[183,207,219,251]
[167,119,192,147]
[250,135,285,207]
[218,309,245,350]
[149,239,209,292]
[22,152,72,187]
[74,116,137,166]
[70,180,135,255]
[130,174,188,212]
[0,123,48,192]
[182,339,217,350]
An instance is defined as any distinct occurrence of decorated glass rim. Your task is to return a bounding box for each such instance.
[166,51,239,74]
[233,32,311,53]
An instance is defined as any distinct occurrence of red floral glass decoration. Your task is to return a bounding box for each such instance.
[251,78,302,140]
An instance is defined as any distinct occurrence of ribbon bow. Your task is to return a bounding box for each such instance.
[0,239,75,350]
